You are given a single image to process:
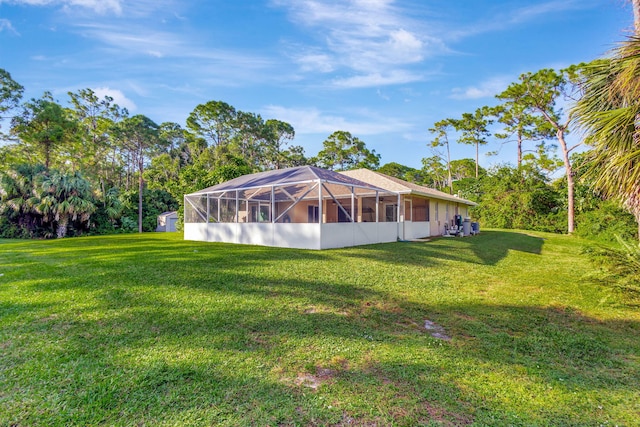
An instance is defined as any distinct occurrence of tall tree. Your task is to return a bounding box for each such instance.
[453,107,493,178]
[114,115,163,233]
[572,39,640,240]
[0,68,24,121]
[377,162,421,182]
[499,69,579,233]
[279,144,308,168]
[450,158,482,180]
[492,100,555,168]
[231,110,266,169]
[0,67,23,147]
[67,88,127,192]
[186,100,236,148]
[314,131,380,171]
[159,122,186,154]
[428,119,455,193]
[264,119,295,169]
[11,93,77,170]
[420,156,448,189]
[521,141,563,178]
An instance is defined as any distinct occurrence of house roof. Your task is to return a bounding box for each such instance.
[187,165,394,198]
[340,169,477,206]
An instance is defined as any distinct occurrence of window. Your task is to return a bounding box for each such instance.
[413,204,429,221]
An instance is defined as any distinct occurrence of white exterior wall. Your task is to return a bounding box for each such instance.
[426,201,472,236]
[184,222,398,250]
[431,201,451,236]
[402,221,430,240]
[319,222,397,249]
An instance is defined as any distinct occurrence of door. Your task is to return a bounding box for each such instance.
[384,204,398,222]
[403,199,412,239]
[337,206,350,222]
[308,205,319,223]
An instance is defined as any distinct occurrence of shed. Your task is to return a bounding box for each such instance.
[156,211,178,232]
[183,166,400,249]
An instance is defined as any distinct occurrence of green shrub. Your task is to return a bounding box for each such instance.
[584,236,640,295]
[575,201,637,242]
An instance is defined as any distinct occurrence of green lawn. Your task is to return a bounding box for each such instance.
[0,230,638,426]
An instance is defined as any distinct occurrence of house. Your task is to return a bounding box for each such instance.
[183,166,401,249]
[182,166,478,249]
[156,211,178,232]
[340,169,477,239]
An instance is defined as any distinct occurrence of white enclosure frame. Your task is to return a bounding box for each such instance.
[184,171,401,249]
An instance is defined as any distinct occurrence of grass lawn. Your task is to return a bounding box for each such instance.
[0,230,638,426]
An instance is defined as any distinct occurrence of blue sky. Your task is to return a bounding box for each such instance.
[0,0,634,170]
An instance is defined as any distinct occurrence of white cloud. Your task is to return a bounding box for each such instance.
[0,0,181,16]
[295,52,335,73]
[74,23,274,75]
[331,70,423,88]
[66,0,121,14]
[261,105,410,135]
[376,89,390,101]
[273,0,444,87]
[388,28,423,55]
[448,0,597,39]
[506,0,588,24]
[75,24,179,56]
[92,86,136,111]
[450,76,512,100]
[2,0,122,14]
[0,18,19,34]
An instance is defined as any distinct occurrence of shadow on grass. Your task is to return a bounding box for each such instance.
[2,232,638,426]
[338,230,545,268]
[12,277,639,425]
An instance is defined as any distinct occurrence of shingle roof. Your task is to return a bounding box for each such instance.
[340,169,477,206]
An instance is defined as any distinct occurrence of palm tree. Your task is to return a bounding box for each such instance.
[572,37,640,240]
[37,170,96,238]
[0,164,44,236]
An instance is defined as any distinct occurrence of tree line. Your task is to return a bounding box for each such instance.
[1,29,639,244]
[0,73,384,238]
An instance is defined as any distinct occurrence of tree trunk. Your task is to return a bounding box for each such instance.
[138,158,144,233]
[557,129,575,234]
[517,131,523,168]
[101,179,106,208]
[633,0,640,33]
[44,139,51,170]
[475,142,479,178]
[56,218,68,238]
[446,141,453,194]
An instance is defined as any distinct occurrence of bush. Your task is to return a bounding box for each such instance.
[584,236,640,295]
[575,201,637,242]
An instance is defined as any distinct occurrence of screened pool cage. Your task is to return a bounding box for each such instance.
[184,175,400,225]
[183,166,402,249]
